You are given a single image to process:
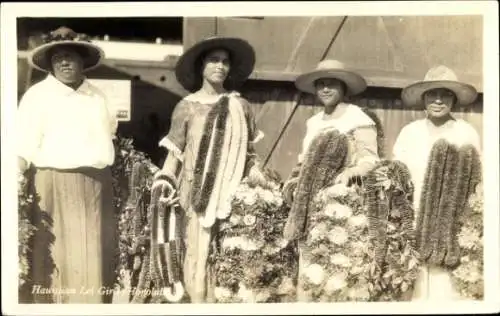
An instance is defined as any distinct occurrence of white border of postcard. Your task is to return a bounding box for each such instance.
[2,1,499,315]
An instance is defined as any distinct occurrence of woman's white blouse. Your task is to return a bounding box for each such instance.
[392,118,482,213]
[17,75,118,169]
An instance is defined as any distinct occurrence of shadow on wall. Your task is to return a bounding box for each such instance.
[25,63,183,167]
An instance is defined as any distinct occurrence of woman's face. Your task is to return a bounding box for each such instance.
[202,49,231,86]
[50,47,84,84]
[423,88,456,118]
[314,78,345,107]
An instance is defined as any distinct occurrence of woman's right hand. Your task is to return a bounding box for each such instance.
[18,157,29,175]
[282,178,299,206]
[17,157,29,195]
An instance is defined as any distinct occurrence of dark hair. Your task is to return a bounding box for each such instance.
[314,78,348,95]
[193,47,233,89]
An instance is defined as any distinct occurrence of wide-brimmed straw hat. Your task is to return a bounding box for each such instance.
[28,26,104,72]
[175,36,256,92]
[295,59,367,96]
[401,65,478,107]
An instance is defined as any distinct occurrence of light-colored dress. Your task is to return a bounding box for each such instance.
[285,103,380,301]
[159,91,263,303]
[17,74,118,303]
[392,118,481,301]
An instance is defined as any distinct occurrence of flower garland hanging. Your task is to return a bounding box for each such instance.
[299,160,420,302]
[450,147,483,300]
[212,174,298,303]
[414,141,483,300]
[18,174,38,290]
[364,160,420,301]
[110,136,159,302]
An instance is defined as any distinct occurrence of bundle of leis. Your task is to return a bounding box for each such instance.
[363,160,420,301]
[211,172,298,303]
[415,140,482,300]
[18,172,38,291]
[112,136,187,304]
[285,128,419,302]
[111,137,160,302]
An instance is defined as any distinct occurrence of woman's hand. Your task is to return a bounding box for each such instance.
[248,165,268,188]
[18,157,29,175]
[282,178,299,206]
[334,168,359,186]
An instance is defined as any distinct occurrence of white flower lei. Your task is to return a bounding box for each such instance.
[300,175,420,302]
[212,177,297,303]
[451,183,484,299]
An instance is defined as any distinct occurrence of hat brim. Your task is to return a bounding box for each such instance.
[28,41,104,72]
[401,80,478,107]
[295,69,367,96]
[175,37,256,92]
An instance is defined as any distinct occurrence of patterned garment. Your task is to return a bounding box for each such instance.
[159,92,263,303]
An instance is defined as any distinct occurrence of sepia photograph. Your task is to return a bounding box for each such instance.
[1,1,499,315]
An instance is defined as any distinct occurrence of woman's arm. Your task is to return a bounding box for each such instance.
[155,100,191,184]
[350,125,380,176]
[17,89,44,173]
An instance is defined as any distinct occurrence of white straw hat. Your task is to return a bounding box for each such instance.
[295,59,367,96]
[401,65,478,107]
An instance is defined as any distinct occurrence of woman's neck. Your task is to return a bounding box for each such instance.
[323,101,348,119]
[200,80,226,96]
[427,114,454,127]
[65,79,84,90]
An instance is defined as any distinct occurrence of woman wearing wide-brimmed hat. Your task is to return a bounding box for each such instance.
[393,66,482,300]
[154,36,266,302]
[282,60,383,301]
[17,26,117,303]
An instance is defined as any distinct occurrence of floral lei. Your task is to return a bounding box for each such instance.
[211,174,298,303]
[292,130,419,302]
[18,174,38,296]
[111,137,165,303]
[450,182,484,300]
[414,140,483,300]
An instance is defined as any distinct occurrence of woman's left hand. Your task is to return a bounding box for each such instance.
[248,165,268,188]
[334,168,358,186]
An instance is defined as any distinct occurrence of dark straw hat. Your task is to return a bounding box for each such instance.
[175,36,256,92]
[28,26,104,72]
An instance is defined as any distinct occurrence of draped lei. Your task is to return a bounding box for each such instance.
[285,106,378,240]
[415,139,482,268]
[189,92,249,228]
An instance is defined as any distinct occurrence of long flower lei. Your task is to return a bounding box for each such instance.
[111,137,159,302]
[18,174,38,292]
[212,175,298,303]
[450,182,484,299]
[299,161,420,302]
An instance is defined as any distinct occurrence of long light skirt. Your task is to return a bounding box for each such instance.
[182,213,218,303]
[30,167,116,304]
[412,265,463,301]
